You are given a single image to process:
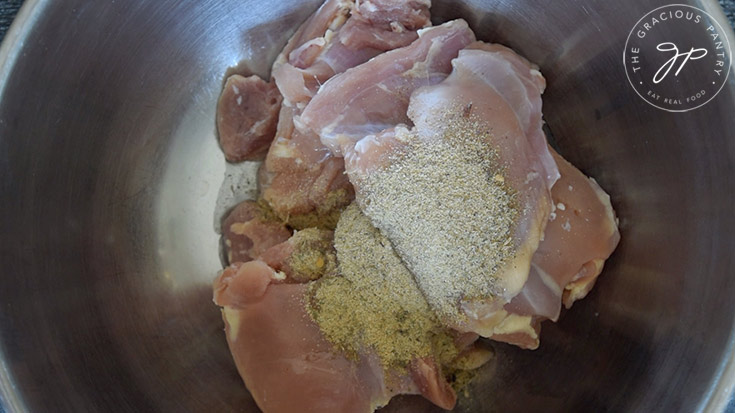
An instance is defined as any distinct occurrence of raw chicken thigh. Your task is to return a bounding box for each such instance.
[213,243,462,412]
[344,53,555,336]
[462,42,560,186]
[259,109,353,229]
[222,200,291,264]
[216,75,282,162]
[213,263,392,413]
[494,148,620,349]
[272,0,431,105]
[300,19,476,154]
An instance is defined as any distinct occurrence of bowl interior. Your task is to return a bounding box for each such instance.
[1,0,735,411]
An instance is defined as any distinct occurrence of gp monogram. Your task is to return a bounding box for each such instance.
[624,4,732,112]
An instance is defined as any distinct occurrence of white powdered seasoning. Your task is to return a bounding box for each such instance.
[356,112,520,324]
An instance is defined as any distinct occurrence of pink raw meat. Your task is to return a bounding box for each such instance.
[300,19,476,155]
[221,200,291,264]
[493,148,620,349]
[272,0,431,105]
[213,260,460,412]
[217,75,282,162]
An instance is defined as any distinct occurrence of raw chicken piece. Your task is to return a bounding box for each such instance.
[259,227,337,282]
[272,0,431,105]
[217,75,282,162]
[410,358,457,410]
[300,19,476,155]
[462,42,560,187]
[344,48,556,338]
[213,261,459,412]
[339,0,431,50]
[213,263,389,413]
[276,0,352,61]
[260,105,354,229]
[490,148,620,349]
[222,200,291,264]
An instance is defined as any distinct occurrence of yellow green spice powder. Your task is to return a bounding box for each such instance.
[307,204,453,370]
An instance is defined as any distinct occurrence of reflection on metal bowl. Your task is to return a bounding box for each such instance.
[1,0,735,412]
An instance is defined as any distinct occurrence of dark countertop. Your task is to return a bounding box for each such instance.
[0,0,23,43]
[0,1,734,413]
[723,0,735,25]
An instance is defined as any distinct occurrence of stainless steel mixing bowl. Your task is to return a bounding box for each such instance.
[1,0,735,412]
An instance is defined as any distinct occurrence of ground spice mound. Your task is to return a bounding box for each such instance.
[307,204,453,370]
[283,228,337,282]
[358,112,520,324]
[278,187,353,230]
